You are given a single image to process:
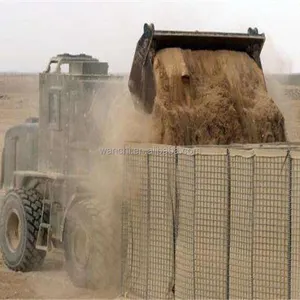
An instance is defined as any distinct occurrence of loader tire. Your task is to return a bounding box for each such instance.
[63,199,117,290]
[0,188,48,271]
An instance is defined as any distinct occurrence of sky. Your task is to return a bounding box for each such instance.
[0,0,299,74]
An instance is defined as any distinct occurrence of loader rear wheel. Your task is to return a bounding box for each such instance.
[63,199,117,290]
[0,188,48,271]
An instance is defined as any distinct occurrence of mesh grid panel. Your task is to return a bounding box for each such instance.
[122,146,176,299]
[253,155,290,299]
[175,151,228,299]
[194,153,228,299]
[122,150,149,299]
[291,152,300,299]
[229,154,253,299]
[175,153,195,299]
[147,153,175,299]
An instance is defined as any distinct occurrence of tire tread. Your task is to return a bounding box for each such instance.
[0,188,48,272]
[64,198,119,290]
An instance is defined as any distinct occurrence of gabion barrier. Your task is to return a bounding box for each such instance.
[121,143,300,300]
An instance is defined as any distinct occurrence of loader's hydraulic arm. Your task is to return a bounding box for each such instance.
[128,23,266,114]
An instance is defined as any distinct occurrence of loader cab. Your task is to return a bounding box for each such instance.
[1,53,123,189]
[45,53,109,76]
[38,53,112,175]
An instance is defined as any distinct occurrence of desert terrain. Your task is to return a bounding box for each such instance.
[0,73,300,299]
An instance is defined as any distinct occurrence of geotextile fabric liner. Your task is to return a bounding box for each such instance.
[151,48,286,145]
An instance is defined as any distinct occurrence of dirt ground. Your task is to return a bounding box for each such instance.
[0,73,300,299]
[0,250,120,299]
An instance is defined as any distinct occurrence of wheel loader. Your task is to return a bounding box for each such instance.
[0,24,266,292]
[0,53,124,290]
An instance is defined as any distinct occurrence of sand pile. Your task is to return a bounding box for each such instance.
[150,48,286,145]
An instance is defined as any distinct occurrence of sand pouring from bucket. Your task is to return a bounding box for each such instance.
[128,23,266,114]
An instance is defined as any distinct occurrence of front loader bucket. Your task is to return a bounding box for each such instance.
[128,23,266,114]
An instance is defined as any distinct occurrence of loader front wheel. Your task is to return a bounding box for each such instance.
[63,199,117,290]
[0,188,48,271]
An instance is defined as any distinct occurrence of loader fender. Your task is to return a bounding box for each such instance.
[12,171,65,190]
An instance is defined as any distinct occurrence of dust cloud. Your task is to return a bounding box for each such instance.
[87,76,153,193]
[76,76,152,297]
[262,35,300,142]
